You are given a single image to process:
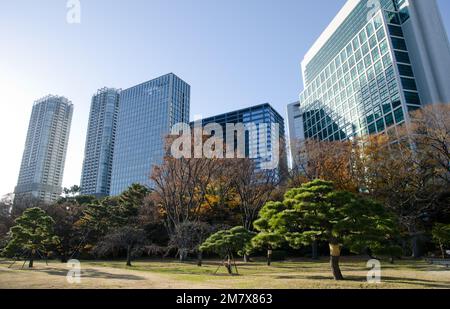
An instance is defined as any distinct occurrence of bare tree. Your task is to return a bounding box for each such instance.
[229,159,279,232]
[151,136,223,235]
[168,221,213,264]
[94,226,147,266]
[290,139,359,192]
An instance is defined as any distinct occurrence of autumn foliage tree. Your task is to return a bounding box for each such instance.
[357,105,450,257]
[290,139,358,192]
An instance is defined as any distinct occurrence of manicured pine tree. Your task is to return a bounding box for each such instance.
[200,226,255,275]
[252,201,285,266]
[256,180,396,280]
[432,224,450,259]
[3,207,58,268]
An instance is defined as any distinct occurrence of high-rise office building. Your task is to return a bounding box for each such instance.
[192,103,287,175]
[297,0,450,143]
[15,95,73,203]
[80,88,120,197]
[286,101,303,168]
[110,73,190,195]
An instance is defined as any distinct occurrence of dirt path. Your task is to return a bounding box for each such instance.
[0,261,212,289]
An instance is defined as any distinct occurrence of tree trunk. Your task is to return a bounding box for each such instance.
[365,247,375,259]
[312,240,318,260]
[243,253,249,263]
[267,248,272,266]
[411,234,421,258]
[440,243,445,260]
[225,254,233,275]
[197,251,203,267]
[126,245,132,267]
[29,249,35,268]
[179,249,188,262]
[329,243,344,281]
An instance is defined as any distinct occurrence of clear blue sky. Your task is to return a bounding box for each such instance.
[0,0,449,196]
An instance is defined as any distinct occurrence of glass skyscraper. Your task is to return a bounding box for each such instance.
[192,103,287,175]
[296,0,450,143]
[80,88,120,197]
[15,95,73,203]
[110,73,190,195]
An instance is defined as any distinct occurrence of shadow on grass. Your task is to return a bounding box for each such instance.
[8,266,146,281]
[300,275,450,288]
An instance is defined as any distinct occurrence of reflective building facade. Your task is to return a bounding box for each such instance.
[192,103,287,175]
[110,73,190,195]
[15,95,73,203]
[81,88,120,197]
[297,0,450,142]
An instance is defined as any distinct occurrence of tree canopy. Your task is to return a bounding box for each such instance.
[256,180,397,280]
[3,207,58,267]
[200,226,255,274]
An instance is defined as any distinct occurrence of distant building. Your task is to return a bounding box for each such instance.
[80,88,120,197]
[110,73,190,195]
[297,0,450,143]
[15,95,73,203]
[191,103,287,177]
[286,101,304,168]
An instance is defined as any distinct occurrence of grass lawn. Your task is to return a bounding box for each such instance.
[0,257,449,289]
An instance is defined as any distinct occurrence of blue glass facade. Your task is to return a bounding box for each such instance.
[81,88,120,197]
[299,0,421,142]
[110,73,190,195]
[192,103,287,174]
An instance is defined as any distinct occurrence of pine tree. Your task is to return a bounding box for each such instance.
[257,180,396,280]
[252,201,286,266]
[3,208,58,268]
[200,226,255,275]
[432,224,450,259]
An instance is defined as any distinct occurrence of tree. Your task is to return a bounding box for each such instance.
[290,139,359,192]
[359,134,448,258]
[116,183,149,226]
[252,201,285,266]
[0,202,14,251]
[80,184,150,262]
[138,193,169,249]
[43,202,86,262]
[94,226,147,266]
[80,197,118,243]
[432,224,450,259]
[261,180,396,280]
[62,185,81,198]
[3,208,58,268]
[229,159,280,232]
[407,104,450,186]
[151,146,220,235]
[227,159,280,262]
[11,195,47,218]
[168,221,213,264]
[200,226,255,275]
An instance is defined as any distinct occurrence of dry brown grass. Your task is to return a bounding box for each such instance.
[0,257,449,289]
